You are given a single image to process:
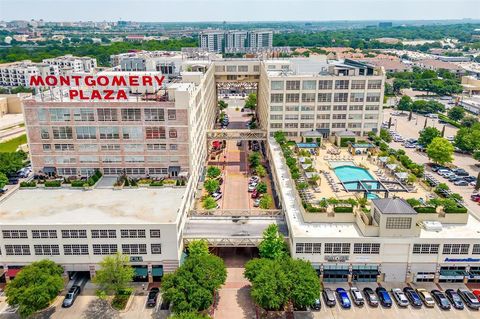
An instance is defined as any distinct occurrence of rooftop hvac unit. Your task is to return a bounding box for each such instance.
[422,221,443,232]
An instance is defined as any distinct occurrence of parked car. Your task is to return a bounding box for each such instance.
[146,287,160,307]
[311,298,321,311]
[457,288,480,310]
[446,136,455,141]
[212,192,222,201]
[248,183,257,192]
[375,287,392,308]
[251,189,260,199]
[336,288,351,309]
[471,194,480,202]
[249,176,260,184]
[430,164,446,172]
[322,288,336,307]
[431,290,451,310]
[363,287,379,307]
[403,287,423,308]
[416,288,435,308]
[463,176,476,183]
[447,175,462,182]
[236,141,243,147]
[452,168,469,176]
[391,288,409,307]
[253,198,260,207]
[473,290,480,302]
[62,285,81,308]
[454,180,469,186]
[445,289,464,310]
[8,177,19,185]
[437,169,451,176]
[404,143,416,148]
[350,287,364,306]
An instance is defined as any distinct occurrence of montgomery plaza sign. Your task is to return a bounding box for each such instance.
[29,75,165,101]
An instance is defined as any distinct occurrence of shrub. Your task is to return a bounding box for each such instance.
[111,288,133,310]
[414,206,437,214]
[71,180,85,187]
[150,181,164,187]
[44,180,61,187]
[444,206,468,214]
[20,181,36,188]
[339,137,355,147]
[333,206,353,213]
[406,198,421,207]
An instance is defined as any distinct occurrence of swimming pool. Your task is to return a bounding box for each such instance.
[333,165,381,192]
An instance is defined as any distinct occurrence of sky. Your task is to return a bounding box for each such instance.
[0,0,479,22]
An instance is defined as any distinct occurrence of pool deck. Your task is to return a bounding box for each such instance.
[311,142,429,202]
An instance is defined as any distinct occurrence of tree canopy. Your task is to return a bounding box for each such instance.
[93,252,134,296]
[0,152,25,176]
[5,260,64,318]
[187,240,210,258]
[258,224,287,259]
[204,179,219,194]
[0,172,8,189]
[427,137,454,165]
[206,166,221,179]
[244,93,257,109]
[454,123,480,153]
[447,106,465,122]
[170,313,211,319]
[418,127,441,146]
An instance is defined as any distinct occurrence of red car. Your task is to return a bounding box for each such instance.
[473,290,480,302]
[251,189,260,198]
[471,194,480,202]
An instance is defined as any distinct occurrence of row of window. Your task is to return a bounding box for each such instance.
[271,92,381,103]
[295,243,480,255]
[270,105,379,112]
[52,167,170,177]
[38,108,177,123]
[42,155,182,165]
[3,244,162,256]
[270,122,378,129]
[42,143,180,153]
[2,229,161,239]
[40,126,178,140]
[270,114,379,121]
[271,79,382,91]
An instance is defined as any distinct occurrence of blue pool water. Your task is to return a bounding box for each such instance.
[333,165,381,192]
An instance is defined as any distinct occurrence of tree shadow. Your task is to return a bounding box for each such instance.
[82,299,119,319]
[236,285,256,319]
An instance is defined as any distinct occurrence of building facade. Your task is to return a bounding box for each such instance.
[0,61,59,88]
[199,30,273,53]
[42,55,97,73]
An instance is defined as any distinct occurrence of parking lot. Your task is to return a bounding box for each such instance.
[313,282,479,319]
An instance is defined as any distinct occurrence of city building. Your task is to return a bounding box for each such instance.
[42,55,97,74]
[414,59,466,76]
[199,30,273,53]
[199,30,225,53]
[461,75,480,96]
[0,61,59,88]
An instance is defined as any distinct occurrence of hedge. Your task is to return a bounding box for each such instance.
[414,206,437,214]
[444,206,468,214]
[20,181,36,188]
[339,137,355,147]
[150,181,164,187]
[71,180,86,187]
[44,180,62,187]
[438,114,461,128]
[333,206,354,213]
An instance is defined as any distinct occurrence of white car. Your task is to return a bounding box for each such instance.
[248,183,257,192]
[212,192,222,201]
[391,288,409,307]
[249,176,260,183]
[446,136,454,141]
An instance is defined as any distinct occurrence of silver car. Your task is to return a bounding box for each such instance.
[391,288,409,307]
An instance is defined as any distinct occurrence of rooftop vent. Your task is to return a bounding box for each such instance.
[422,221,443,232]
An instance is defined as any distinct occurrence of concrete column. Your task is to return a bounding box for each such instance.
[148,263,153,283]
[89,264,96,279]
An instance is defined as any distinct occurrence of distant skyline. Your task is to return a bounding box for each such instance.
[0,0,479,22]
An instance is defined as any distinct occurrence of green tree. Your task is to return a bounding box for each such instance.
[248,152,261,167]
[5,260,64,319]
[206,166,221,179]
[393,79,411,94]
[454,125,480,152]
[187,240,210,258]
[256,181,267,193]
[204,179,219,194]
[460,116,479,128]
[286,259,320,309]
[274,131,286,144]
[249,260,290,311]
[447,106,465,122]
[217,100,228,110]
[259,194,273,209]
[202,196,217,210]
[258,224,287,259]
[170,313,211,319]
[397,95,412,112]
[244,93,257,110]
[255,165,267,177]
[427,137,454,165]
[93,253,134,296]
[0,172,8,189]
[0,152,24,176]
[379,128,392,142]
[418,127,441,146]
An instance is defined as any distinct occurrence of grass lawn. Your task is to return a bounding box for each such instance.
[0,134,27,152]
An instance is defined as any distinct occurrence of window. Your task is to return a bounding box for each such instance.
[169,144,178,150]
[285,93,299,103]
[332,123,346,128]
[79,156,98,164]
[335,80,349,89]
[318,93,332,102]
[270,123,283,128]
[52,126,73,139]
[57,168,77,176]
[63,244,89,255]
[124,144,144,152]
[442,244,470,255]
[226,65,237,72]
[365,105,379,111]
[150,229,161,238]
[169,129,177,138]
[353,243,380,254]
[302,93,316,103]
[37,108,48,121]
[100,144,120,151]
[99,127,120,139]
[122,244,147,255]
[413,244,440,254]
[386,217,412,229]
[34,245,60,255]
[122,127,143,140]
[151,244,162,254]
[125,156,144,163]
[102,156,121,163]
[2,230,28,239]
[42,144,51,151]
[121,109,141,121]
[324,243,351,254]
[49,108,71,122]
[333,105,347,111]
[54,144,74,151]
[270,105,283,112]
[73,108,95,121]
[92,244,118,255]
[271,81,284,90]
[366,93,381,102]
[75,127,96,139]
[286,80,300,90]
[270,94,284,103]
[332,114,346,120]
[302,80,316,90]
[350,93,364,102]
[317,114,330,120]
[349,114,362,120]
[146,127,166,139]
[149,168,168,175]
[285,105,299,112]
[301,105,314,111]
[295,243,322,254]
[301,114,314,120]
[285,123,298,128]
[334,93,348,102]
[147,144,167,151]
[5,245,30,255]
[168,110,176,120]
[318,80,333,90]
[350,105,363,111]
[285,114,298,120]
[40,127,50,139]
[144,109,165,121]
[97,109,118,121]
[61,230,87,238]
[91,230,117,238]
[32,230,57,239]
[270,114,283,120]
[238,65,248,72]
[78,144,98,152]
[317,105,331,111]
[351,80,366,89]
[368,80,382,89]
[473,244,480,254]
[120,229,146,238]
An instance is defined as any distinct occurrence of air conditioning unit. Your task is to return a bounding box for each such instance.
[422,221,443,232]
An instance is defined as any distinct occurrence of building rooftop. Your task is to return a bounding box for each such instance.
[419,215,480,239]
[372,198,417,215]
[0,188,187,225]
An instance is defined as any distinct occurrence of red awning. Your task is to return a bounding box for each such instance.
[6,269,21,278]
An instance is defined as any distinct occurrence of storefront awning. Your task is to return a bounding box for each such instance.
[134,267,148,277]
[323,269,350,274]
[152,267,163,277]
[439,270,467,277]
